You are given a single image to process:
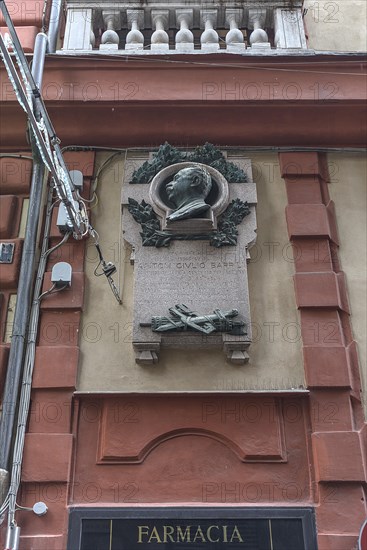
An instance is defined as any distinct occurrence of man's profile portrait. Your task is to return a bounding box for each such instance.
[166,165,212,222]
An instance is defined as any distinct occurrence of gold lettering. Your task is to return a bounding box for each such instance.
[177,526,191,542]
[137,526,150,543]
[163,526,175,543]
[137,522,244,545]
[148,526,162,543]
[207,525,220,542]
[193,526,206,543]
[230,525,244,543]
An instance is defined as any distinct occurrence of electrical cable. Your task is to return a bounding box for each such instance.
[61,145,366,154]
[76,190,97,205]
[37,282,69,302]
[89,151,128,302]
[90,230,122,304]
[43,227,70,256]
[0,204,70,524]
[14,504,33,512]
[0,5,86,237]
[0,20,52,507]
[41,0,49,34]
[64,143,364,305]
[51,51,367,77]
[91,151,125,194]
[0,187,71,526]
[1,15,125,305]
[118,148,128,301]
[0,3,111,535]
[0,154,34,160]
[37,282,56,300]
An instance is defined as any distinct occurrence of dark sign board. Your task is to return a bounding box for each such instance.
[68,507,317,550]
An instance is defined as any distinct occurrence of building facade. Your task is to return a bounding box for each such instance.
[0,0,366,548]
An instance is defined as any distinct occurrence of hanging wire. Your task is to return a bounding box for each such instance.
[56,50,367,77]
[41,0,49,33]
[91,151,124,194]
[90,228,122,305]
[76,190,98,207]
[0,154,34,160]
[37,282,69,302]
[37,282,57,301]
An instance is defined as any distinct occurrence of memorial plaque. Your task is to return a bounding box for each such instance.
[68,507,317,550]
[122,150,257,366]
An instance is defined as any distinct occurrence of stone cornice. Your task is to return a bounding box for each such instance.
[65,0,304,9]
[0,53,366,149]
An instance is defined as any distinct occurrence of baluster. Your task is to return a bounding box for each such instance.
[63,8,94,50]
[274,9,307,49]
[249,9,270,49]
[151,10,169,51]
[90,29,95,49]
[175,9,194,52]
[126,10,144,51]
[225,9,245,51]
[100,11,120,50]
[200,10,219,51]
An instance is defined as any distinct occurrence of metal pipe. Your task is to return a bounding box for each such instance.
[47,0,63,53]
[0,33,47,475]
[31,33,48,90]
[5,524,20,550]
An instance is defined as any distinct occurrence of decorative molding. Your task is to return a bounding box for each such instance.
[96,396,286,464]
[127,197,250,247]
[212,198,250,246]
[99,428,252,463]
[129,142,248,184]
[144,304,246,335]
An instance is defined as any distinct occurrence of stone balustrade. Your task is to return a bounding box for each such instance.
[62,1,307,54]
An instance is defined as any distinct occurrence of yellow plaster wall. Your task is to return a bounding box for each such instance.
[304,0,367,51]
[328,153,367,415]
[78,151,304,392]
